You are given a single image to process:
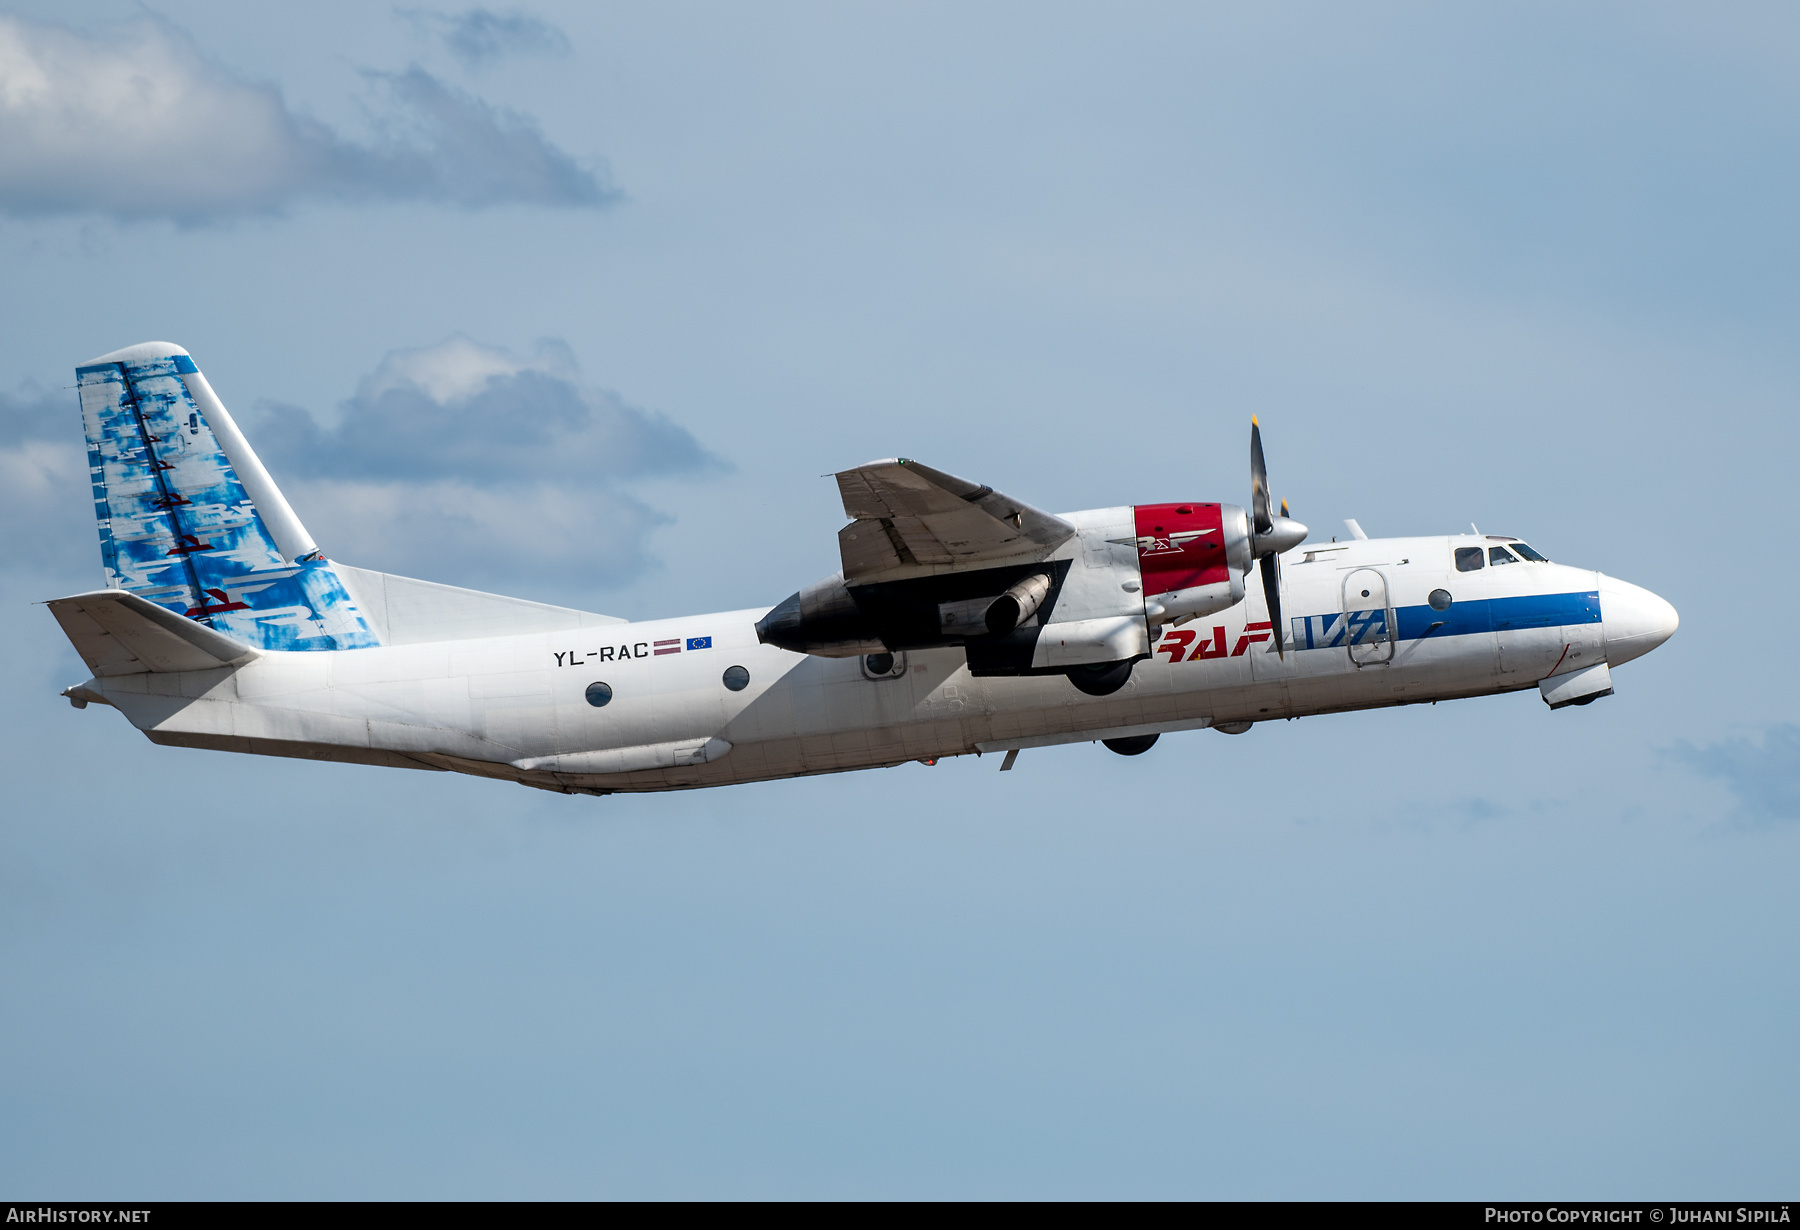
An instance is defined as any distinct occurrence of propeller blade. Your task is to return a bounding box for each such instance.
[1250,416,1272,535]
[1260,553,1284,660]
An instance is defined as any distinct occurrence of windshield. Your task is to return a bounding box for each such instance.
[1511,542,1550,562]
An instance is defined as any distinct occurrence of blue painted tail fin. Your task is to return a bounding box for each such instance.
[75,342,379,652]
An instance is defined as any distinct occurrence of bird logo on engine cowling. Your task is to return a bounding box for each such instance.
[1109,529,1215,556]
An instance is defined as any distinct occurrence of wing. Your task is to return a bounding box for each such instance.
[834,458,1076,583]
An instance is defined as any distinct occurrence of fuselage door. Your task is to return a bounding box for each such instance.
[1343,567,1394,666]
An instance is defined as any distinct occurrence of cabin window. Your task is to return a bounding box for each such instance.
[585,682,613,707]
[1511,542,1549,562]
[1455,547,1484,572]
[722,665,751,692]
[1489,546,1520,565]
[1428,589,1453,611]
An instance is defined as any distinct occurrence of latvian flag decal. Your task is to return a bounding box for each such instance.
[653,639,682,656]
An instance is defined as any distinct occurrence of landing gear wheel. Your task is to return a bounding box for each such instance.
[1102,733,1159,756]
[1066,659,1135,697]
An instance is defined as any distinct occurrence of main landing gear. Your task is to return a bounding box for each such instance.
[1102,733,1159,756]
[1065,659,1136,697]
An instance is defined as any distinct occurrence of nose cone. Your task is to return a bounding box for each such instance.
[1600,575,1678,667]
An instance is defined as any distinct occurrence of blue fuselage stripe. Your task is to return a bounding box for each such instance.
[1392,590,1601,641]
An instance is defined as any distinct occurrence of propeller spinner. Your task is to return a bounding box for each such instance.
[1249,416,1308,658]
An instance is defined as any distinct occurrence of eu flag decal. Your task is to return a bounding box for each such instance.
[687,636,713,651]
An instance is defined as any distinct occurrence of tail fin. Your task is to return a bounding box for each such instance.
[75,342,378,652]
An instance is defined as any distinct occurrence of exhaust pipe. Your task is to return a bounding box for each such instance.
[985,573,1052,636]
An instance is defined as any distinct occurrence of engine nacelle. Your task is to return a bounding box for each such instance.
[754,572,884,657]
[756,500,1261,664]
[1131,501,1249,626]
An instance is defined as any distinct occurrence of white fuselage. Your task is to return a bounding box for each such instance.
[83,530,1670,795]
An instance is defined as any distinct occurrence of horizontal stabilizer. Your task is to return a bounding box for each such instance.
[49,589,259,676]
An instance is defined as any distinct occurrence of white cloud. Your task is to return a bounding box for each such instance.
[355,333,575,404]
[1671,726,1800,826]
[0,340,719,599]
[254,336,722,594]
[0,14,613,222]
[286,477,671,597]
[0,437,87,567]
[0,385,92,574]
[401,8,573,70]
[259,335,719,486]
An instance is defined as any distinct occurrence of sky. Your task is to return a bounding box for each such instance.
[0,1,1795,1199]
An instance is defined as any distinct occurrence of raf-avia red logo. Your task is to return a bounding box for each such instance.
[1156,622,1273,661]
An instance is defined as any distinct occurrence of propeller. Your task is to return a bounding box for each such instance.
[1249,417,1308,659]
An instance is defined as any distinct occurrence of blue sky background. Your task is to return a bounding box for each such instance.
[0,1,1794,1198]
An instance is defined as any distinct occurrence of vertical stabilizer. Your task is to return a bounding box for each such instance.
[75,342,378,652]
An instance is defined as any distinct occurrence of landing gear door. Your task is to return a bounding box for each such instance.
[1343,568,1394,666]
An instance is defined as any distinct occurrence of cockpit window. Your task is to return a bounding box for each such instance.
[1455,547,1484,572]
[1489,546,1519,565]
[1511,542,1549,562]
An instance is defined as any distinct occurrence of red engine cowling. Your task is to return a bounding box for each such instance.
[1131,502,1251,623]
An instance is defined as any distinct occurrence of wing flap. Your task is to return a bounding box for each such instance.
[49,589,260,676]
[833,458,1074,581]
[838,520,908,575]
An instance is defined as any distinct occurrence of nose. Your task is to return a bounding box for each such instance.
[1599,574,1679,667]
